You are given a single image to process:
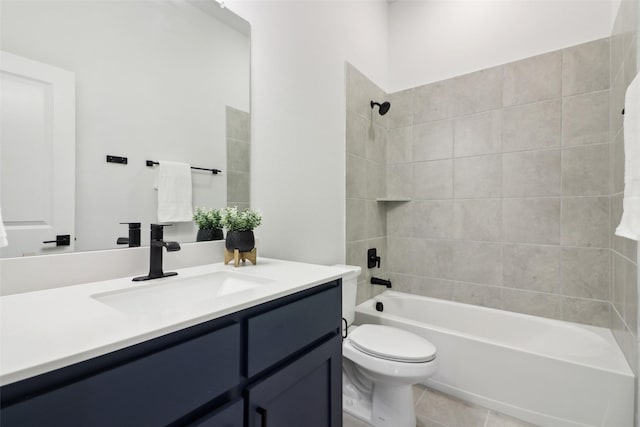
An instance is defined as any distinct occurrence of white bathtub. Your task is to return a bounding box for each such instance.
[354,291,634,427]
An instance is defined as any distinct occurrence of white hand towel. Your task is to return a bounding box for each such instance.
[0,207,8,248]
[616,74,640,241]
[156,161,193,223]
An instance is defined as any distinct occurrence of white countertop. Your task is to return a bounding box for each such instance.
[0,258,348,386]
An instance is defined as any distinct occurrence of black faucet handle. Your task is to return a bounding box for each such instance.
[367,248,381,268]
[151,223,172,230]
[150,223,173,240]
[118,222,141,247]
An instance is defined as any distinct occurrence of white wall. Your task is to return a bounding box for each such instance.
[1,1,249,251]
[227,0,389,265]
[388,0,613,92]
[611,0,623,28]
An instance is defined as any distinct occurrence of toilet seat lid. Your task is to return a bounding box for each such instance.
[348,324,436,363]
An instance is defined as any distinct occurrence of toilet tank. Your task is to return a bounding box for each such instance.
[332,264,361,326]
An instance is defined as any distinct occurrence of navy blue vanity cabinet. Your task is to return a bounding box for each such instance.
[247,336,342,427]
[247,284,341,377]
[246,284,342,427]
[190,398,244,427]
[0,280,342,427]
[0,323,242,427]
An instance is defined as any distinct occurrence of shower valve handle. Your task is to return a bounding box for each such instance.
[368,248,381,268]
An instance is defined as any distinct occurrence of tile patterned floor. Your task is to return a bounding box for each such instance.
[343,384,537,427]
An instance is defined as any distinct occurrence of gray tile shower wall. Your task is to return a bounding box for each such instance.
[610,0,640,381]
[346,17,638,351]
[226,106,251,209]
[346,64,388,303]
[345,5,640,424]
[383,37,613,328]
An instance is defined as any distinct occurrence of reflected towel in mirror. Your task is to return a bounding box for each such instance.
[156,161,193,223]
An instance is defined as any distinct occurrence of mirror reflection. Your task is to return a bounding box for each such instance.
[0,0,250,258]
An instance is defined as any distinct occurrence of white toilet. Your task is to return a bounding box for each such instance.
[335,265,438,427]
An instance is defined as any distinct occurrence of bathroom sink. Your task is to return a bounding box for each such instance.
[92,271,275,317]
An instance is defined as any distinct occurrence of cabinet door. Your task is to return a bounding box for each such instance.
[246,335,342,427]
[190,398,243,427]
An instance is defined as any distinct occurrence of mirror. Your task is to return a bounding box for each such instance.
[0,0,250,258]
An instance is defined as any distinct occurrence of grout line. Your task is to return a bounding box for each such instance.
[383,271,613,304]
[409,86,611,128]
[383,235,612,252]
[559,75,565,320]
[608,197,613,313]
[499,110,505,310]
[562,87,611,101]
[611,303,637,338]
[612,248,639,265]
[414,386,426,406]
[382,194,614,201]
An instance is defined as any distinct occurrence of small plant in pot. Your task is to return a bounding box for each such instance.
[221,206,262,252]
[193,207,224,241]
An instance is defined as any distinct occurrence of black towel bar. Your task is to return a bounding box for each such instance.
[146,160,221,174]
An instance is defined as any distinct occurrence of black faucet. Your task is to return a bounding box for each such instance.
[370,277,392,288]
[117,222,141,247]
[133,224,181,282]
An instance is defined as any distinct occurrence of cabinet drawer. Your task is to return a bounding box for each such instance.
[2,323,240,427]
[247,284,341,377]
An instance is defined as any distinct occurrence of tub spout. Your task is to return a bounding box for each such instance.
[371,277,392,288]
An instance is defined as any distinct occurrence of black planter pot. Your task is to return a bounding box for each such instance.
[197,228,224,242]
[225,230,255,252]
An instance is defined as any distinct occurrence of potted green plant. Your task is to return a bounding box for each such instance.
[221,206,262,252]
[193,207,224,241]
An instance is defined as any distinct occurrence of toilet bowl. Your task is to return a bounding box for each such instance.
[333,265,438,427]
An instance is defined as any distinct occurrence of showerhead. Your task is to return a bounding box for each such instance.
[370,100,391,116]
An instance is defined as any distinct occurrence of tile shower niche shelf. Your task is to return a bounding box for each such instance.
[376,198,411,202]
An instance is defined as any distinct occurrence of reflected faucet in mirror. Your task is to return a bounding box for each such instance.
[133,224,181,282]
[116,223,141,248]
